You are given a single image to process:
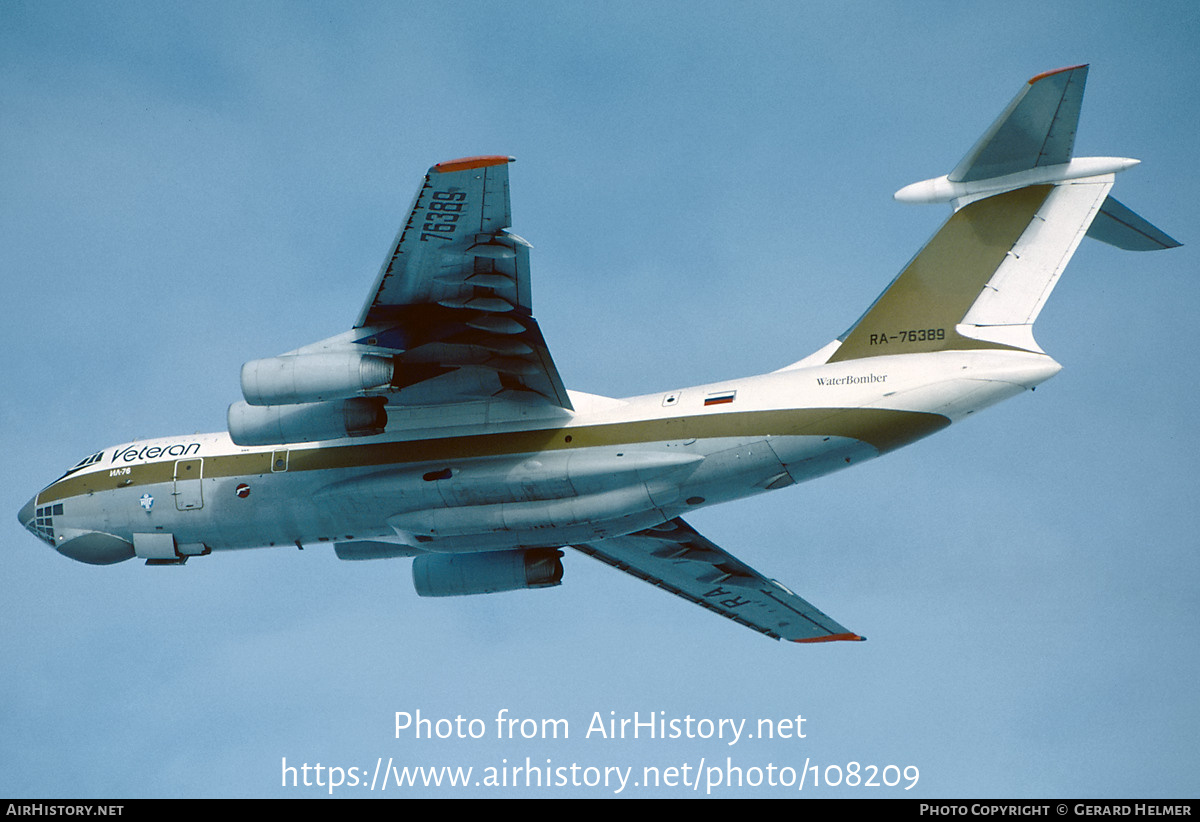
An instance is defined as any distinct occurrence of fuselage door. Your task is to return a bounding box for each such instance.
[174,458,204,511]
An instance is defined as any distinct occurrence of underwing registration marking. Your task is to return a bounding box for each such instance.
[420,190,466,242]
[704,586,753,610]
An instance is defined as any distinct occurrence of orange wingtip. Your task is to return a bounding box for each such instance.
[1028,64,1088,84]
[792,633,866,644]
[432,155,514,173]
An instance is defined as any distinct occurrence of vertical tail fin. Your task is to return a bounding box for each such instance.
[830,66,1179,364]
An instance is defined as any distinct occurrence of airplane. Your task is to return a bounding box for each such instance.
[19,65,1180,643]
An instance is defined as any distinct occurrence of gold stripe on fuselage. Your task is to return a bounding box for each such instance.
[36,406,950,505]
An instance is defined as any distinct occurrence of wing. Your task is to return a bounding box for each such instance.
[354,155,571,409]
[574,518,864,643]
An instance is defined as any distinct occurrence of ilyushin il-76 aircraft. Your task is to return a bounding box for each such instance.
[20,66,1179,643]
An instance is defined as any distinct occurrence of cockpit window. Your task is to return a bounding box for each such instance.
[56,450,105,481]
[72,451,104,470]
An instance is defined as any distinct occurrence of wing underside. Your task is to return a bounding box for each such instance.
[575,518,863,643]
[355,156,571,409]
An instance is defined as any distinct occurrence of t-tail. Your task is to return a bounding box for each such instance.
[830,65,1179,364]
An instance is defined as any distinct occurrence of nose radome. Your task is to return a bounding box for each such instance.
[18,495,35,528]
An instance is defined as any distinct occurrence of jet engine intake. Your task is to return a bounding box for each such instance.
[227,397,387,446]
[412,548,564,597]
[241,352,394,406]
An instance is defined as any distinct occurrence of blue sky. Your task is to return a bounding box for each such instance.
[2,1,1197,798]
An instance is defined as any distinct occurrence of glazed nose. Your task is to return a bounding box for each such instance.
[18,495,53,545]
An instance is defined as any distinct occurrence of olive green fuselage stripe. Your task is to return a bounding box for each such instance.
[831,186,1053,363]
[38,407,950,504]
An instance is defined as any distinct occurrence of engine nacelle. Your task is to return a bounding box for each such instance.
[241,352,394,406]
[227,397,387,446]
[412,548,564,597]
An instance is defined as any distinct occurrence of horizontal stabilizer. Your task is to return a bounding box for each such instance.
[950,65,1088,182]
[1085,195,1182,250]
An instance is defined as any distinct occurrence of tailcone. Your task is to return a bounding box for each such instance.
[1007,354,1063,389]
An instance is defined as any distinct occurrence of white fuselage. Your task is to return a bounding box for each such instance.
[24,348,1061,566]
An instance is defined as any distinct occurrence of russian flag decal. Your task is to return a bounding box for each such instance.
[704,391,736,407]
